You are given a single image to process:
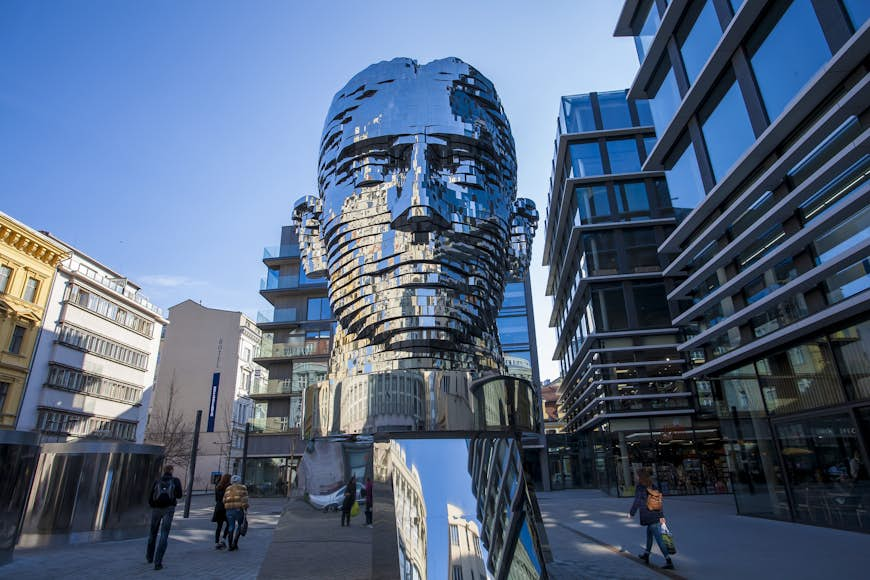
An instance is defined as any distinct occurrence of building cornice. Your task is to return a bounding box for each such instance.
[0,213,69,268]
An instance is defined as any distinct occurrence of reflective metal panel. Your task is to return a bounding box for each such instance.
[19,442,164,547]
[0,431,39,565]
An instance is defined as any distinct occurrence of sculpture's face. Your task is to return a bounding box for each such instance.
[304,59,535,353]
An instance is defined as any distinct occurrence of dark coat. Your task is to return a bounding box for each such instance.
[211,486,227,523]
[149,474,183,508]
[342,478,357,512]
[630,483,665,526]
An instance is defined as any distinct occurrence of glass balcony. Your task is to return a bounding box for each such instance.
[256,308,298,324]
[263,244,300,260]
[260,275,300,291]
[257,337,331,359]
[251,379,302,396]
[250,417,299,432]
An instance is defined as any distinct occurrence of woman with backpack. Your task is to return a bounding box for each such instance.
[629,468,674,570]
[211,474,231,550]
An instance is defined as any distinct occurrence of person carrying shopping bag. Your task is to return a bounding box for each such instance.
[629,468,675,570]
[223,475,249,551]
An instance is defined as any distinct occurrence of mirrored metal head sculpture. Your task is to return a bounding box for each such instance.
[295,57,537,378]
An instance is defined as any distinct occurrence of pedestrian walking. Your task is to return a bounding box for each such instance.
[629,468,674,570]
[364,476,373,527]
[146,464,183,571]
[340,474,357,527]
[223,475,249,551]
[212,473,231,550]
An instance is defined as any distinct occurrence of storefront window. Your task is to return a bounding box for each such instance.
[245,457,297,497]
[829,320,870,401]
[756,341,845,415]
[776,414,869,530]
[747,0,831,123]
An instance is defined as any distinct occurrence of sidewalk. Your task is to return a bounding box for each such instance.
[1,496,285,579]
[538,489,870,580]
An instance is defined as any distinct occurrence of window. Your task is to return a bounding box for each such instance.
[634,1,661,63]
[0,265,11,293]
[633,283,672,327]
[624,228,660,272]
[647,59,681,134]
[583,231,618,275]
[576,184,611,223]
[841,0,870,31]
[0,381,8,412]
[568,142,604,178]
[497,316,529,346]
[829,321,870,400]
[8,325,25,354]
[642,136,657,162]
[500,282,525,311]
[592,285,629,331]
[598,91,633,129]
[307,297,332,321]
[614,181,650,216]
[700,73,756,182]
[665,135,706,210]
[606,139,642,173]
[747,0,831,123]
[562,94,596,133]
[677,0,722,84]
[23,277,39,302]
[450,524,460,545]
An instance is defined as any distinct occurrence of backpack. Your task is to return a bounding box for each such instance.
[646,487,663,512]
[151,478,175,507]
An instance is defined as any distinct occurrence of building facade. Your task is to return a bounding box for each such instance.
[0,212,67,430]
[544,90,727,496]
[447,503,486,580]
[149,300,259,489]
[249,224,332,495]
[616,0,869,530]
[18,239,166,443]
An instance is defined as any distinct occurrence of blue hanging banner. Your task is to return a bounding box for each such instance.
[207,372,220,432]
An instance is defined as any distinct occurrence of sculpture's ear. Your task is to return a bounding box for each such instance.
[507,197,538,278]
[292,196,328,279]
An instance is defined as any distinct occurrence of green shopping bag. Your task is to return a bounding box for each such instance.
[351,500,361,517]
[661,522,676,555]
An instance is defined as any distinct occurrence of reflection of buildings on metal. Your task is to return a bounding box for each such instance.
[18,441,163,547]
[385,441,427,580]
[447,503,486,580]
[0,431,39,565]
[468,437,542,579]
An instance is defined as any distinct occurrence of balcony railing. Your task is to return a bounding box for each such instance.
[258,338,331,359]
[256,308,298,324]
[260,275,301,291]
[263,244,300,260]
[250,417,300,432]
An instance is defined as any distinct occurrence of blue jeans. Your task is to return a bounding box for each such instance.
[226,508,244,547]
[146,506,175,565]
[644,522,670,559]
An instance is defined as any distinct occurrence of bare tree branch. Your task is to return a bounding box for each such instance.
[145,372,194,471]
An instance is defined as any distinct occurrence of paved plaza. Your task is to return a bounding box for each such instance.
[1,496,285,579]
[538,489,870,580]
[4,490,870,579]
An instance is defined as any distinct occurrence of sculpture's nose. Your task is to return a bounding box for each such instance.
[390,139,450,232]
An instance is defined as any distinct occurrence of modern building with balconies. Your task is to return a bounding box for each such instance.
[544,89,729,496]
[615,0,869,530]
[249,224,333,495]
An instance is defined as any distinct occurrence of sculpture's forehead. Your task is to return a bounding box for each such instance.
[323,74,485,154]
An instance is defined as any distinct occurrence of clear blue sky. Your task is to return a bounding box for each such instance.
[0,0,639,382]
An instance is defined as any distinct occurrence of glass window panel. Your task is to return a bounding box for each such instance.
[841,0,870,31]
[592,285,629,331]
[576,184,611,223]
[636,101,654,127]
[824,258,870,304]
[606,139,642,173]
[634,1,661,62]
[614,181,651,216]
[0,265,10,293]
[757,341,844,414]
[500,281,525,310]
[829,320,870,400]
[568,142,604,178]
[624,228,660,272]
[23,277,39,302]
[677,0,722,84]
[665,136,706,211]
[583,232,618,275]
[632,283,671,327]
[642,136,657,162]
[748,0,831,123]
[701,76,756,182]
[648,61,681,135]
[562,94,597,133]
[598,91,633,130]
[496,316,529,345]
[813,205,870,265]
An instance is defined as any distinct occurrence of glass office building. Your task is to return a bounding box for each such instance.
[544,90,728,496]
[616,0,869,530]
[247,224,334,496]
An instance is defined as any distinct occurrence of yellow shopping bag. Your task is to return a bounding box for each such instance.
[351,501,361,517]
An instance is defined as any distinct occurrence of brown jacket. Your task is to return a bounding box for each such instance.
[223,483,249,510]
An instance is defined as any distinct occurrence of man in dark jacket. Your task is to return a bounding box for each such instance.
[629,468,674,570]
[146,464,183,571]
